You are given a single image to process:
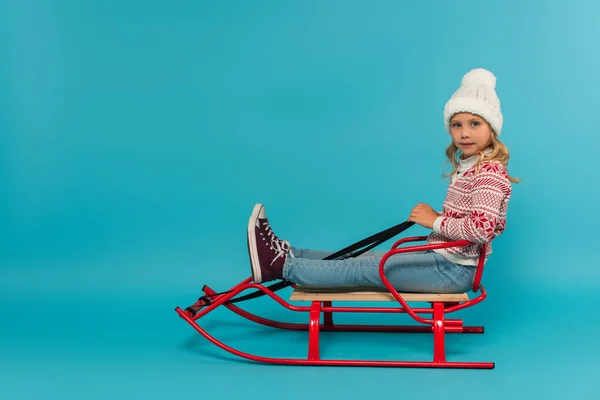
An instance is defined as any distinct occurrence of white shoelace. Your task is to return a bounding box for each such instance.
[261,220,295,265]
[269,239,291,266]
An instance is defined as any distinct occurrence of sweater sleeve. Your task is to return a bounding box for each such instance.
[433,165,511,244]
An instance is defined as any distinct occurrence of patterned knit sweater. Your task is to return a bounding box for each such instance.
[428,154,513,266]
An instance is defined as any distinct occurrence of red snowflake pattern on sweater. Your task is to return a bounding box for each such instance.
[428,160,512,265]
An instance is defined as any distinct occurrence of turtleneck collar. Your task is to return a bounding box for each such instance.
[457,148,493,172]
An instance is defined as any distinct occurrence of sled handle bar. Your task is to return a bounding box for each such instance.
[379,237,488,325]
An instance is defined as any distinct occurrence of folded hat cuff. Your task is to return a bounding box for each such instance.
[444,97,503,136]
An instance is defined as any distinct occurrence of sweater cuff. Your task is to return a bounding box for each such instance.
[432,216,444,234]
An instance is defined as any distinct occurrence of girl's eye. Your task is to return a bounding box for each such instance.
[471,121,480,127]
[451,122,461,128]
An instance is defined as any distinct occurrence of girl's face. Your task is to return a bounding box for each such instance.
[449,113,494,158]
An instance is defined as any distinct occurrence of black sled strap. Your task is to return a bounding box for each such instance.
[322,220,415,260]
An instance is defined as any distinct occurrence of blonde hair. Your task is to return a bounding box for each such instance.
[444,134,521,183]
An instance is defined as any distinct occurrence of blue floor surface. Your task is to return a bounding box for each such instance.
[2,259,598,400]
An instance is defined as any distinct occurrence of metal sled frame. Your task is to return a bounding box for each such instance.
[175,236,494,368]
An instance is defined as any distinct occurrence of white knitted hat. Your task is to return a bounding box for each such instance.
[444,68,503,136]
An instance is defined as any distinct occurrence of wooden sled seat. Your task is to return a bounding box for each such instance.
[290,286,469,303]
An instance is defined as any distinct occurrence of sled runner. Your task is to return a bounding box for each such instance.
[175,222,494,369]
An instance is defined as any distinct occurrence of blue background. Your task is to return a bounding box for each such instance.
[2,0,599,398]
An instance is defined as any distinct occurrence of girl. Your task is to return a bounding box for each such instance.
[246,68,518,294]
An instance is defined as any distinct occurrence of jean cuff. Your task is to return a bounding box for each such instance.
[282,257,293,280]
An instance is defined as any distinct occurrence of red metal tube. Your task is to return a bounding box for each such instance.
[202,286,472,334]
[202,285,310,330]
[378,238,481,325]
[191,277,253,321]
[201,286,439,331]
[388,236,489,300]
[175,307,494,368]
[472,243,488,292]
[308,302,321,360]
[202,287,484,333]
[200,288,482,333]
[433,302,446,362]
[391,236,429,249]
[192,281,312,321]
[444,285,487,313]
[444,326,466,333]
[320,306,433,314]
[323,301,334,327]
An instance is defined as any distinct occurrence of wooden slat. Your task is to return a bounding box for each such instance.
[290,286,469,303]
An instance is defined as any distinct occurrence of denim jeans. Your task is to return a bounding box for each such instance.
[282,247,476,294]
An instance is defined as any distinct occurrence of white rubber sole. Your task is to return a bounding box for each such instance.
[247,203,264,283]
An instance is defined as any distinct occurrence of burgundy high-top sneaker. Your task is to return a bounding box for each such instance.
[247,203,294,283]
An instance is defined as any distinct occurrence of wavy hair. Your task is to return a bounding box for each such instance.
[444,134,521,183]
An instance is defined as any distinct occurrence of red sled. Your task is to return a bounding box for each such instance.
[175,236,494,369]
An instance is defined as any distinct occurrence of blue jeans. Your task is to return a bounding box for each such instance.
[282,247,476,294]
